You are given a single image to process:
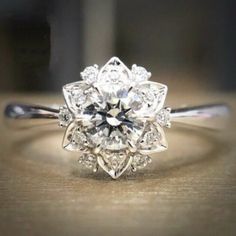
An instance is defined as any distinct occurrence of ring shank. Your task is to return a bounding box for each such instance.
[170,103,230,129]
[4,103,59,119]
[4,103,230,129]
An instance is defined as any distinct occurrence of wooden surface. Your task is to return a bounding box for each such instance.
[0,90,236,236]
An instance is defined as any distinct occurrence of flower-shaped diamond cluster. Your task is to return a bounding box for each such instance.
[59,57,171,179]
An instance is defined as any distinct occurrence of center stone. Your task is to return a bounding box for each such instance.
[106,108,122,127]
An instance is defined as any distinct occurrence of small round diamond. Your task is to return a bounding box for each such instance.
[58,106,72,127]
[81,65,99,84]
[78,153,98,171]
[131,153,151,171]
[156,108,171,128]
[131,64,151,83]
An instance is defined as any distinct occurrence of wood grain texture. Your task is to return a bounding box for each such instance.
[0,91,235,236]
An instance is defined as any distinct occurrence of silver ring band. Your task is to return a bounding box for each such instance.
[4,103,230,129]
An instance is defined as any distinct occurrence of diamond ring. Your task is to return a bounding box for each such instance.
[5,57,230,179]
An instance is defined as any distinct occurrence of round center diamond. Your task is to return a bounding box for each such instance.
[81,98,143,150]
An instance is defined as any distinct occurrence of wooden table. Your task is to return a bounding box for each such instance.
[0,90,235,236]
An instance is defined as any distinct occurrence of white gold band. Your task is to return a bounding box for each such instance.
[4,103,230,129]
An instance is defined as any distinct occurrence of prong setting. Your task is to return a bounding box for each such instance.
[61,57,170,179]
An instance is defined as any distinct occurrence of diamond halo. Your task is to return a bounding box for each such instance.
[59,57,171,179]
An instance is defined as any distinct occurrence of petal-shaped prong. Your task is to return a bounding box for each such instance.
[62,122,89,152]
[138,123,168,155]
[62,122,77,151]
[128,81,168,119]
[97,151,133,179]
[95,57,133,94]
[140,81,168,113]
[63,81,89,114]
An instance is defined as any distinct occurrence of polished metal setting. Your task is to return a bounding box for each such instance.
[4,57,230,179]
